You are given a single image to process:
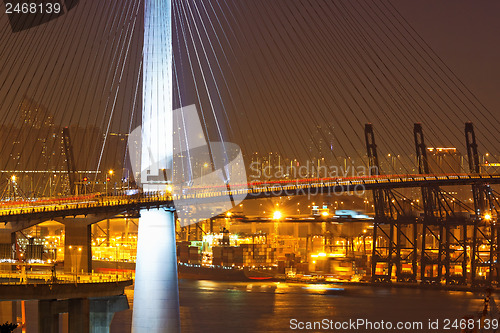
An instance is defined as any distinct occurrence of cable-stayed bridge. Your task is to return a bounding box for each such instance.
[0,121,498,290]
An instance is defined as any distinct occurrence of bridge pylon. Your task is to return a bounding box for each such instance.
[131,0,181,331]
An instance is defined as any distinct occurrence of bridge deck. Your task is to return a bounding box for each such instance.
[0,173,497,223]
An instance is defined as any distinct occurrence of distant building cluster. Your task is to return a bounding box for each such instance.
[0,97,128,197]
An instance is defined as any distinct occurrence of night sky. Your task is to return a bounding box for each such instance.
[395,0,500,112]
[0,0,499,174]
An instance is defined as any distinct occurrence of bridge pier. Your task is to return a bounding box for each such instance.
[34,295,128,333]
[0,230,13,243]
[90,295,129,333]
[68,298,90,333]
[0,301,17,330]
[64,223,92,274]
[38,299,59,333]
[0,230,15,262]
[132,208,180,333]
[55,215,109,274]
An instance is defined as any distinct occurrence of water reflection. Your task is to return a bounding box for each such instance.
[111,280,488,333]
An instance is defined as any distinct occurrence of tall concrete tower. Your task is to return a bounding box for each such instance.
[132,0,180,332]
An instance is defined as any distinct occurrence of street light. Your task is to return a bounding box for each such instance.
[273,211,282,236]
[83,177,88,195]
[105,178,110,196]
[107,170,114,196]
[9,175,16,199]
[68,245,82,281]
[201,163,209,183]
[362,229,367,254]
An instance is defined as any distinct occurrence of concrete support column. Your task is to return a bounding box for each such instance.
[91,312,114,333]
[64,224,92,274]
[38,300,59,333]
[0,231,12,243]
[69,298,90,333]
[0,301,16,327]
[90,295,129,333]
[132,209,180,333]
[0,231,14,261]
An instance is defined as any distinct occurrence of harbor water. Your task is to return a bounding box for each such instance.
[111,280,490,332]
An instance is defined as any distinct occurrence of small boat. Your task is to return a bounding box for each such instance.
[462,288,499,333]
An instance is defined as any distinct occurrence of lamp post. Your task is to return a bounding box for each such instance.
[106,169,113,196]
[68,246,74,280]
[273,211,282,235]
[83,177,88,195]
[362,229,367,255]
[77,246,82,279]
[68,245,83,281]
[200,162,209,184]
[9,175,16,199]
